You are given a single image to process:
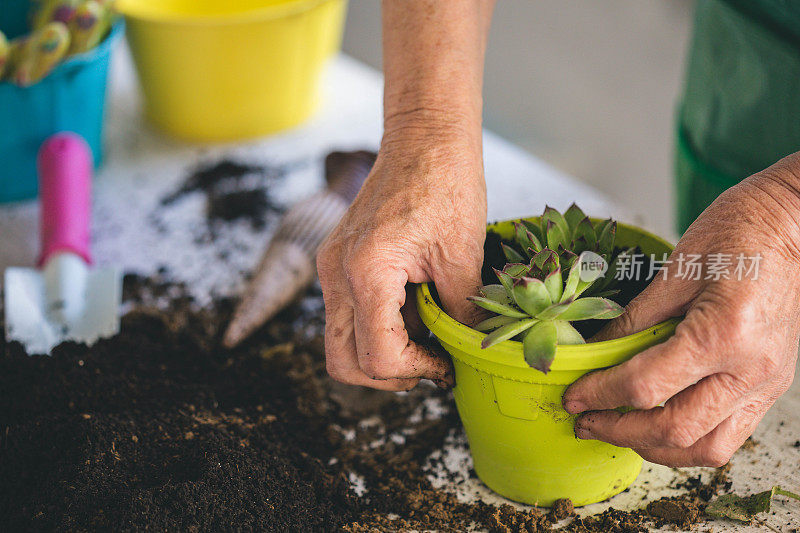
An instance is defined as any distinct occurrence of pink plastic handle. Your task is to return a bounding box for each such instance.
[37,132,93,267]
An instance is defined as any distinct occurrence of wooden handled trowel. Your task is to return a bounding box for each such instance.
[4,133,121,355]
[223,150,376,348]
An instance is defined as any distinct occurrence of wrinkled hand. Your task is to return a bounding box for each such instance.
[317,133,486,391]
[563,155,800,467]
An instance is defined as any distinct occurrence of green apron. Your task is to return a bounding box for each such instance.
[676,0,800,233]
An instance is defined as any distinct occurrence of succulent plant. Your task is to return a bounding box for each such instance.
[468,204,628,374]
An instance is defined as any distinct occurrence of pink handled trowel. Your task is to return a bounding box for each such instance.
[4,133,121,354]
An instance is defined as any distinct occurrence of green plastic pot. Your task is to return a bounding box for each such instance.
[416,217,680,507]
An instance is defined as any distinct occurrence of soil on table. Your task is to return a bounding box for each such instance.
[160,159,287,230]
[1,275,726,532]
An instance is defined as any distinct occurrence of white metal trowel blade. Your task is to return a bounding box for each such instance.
[4,266,122,355]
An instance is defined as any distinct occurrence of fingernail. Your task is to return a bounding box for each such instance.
[563,399,587,414]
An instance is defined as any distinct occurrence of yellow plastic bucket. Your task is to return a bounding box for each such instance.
[417,218,680,507]
[116,0,347,141]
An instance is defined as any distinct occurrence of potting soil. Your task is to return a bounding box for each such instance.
[0,274,731,532]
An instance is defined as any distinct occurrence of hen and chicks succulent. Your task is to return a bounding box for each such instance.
[469,204,633,374]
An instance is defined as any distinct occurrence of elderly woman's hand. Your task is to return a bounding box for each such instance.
[317,0,495,391]
[563,153,800,467]
[317,127,486,391]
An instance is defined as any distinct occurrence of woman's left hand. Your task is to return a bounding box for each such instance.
[562,153,800,467]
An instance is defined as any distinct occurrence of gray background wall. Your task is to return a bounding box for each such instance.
[342,0,694,239]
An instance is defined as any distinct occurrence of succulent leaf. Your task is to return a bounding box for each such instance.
[541,253,559,276]
[574,279,596,298]
[480,284,513,305]
[532,249,556,270]
[482,318,539,349]
[593,289,621,298]
[527,232,542,254]
[564,203,587,234]
[511,277,552,316]
[467,296,528,318]
[520,220,543,243]
[574,217,597,249]
[523,321,558,373]
[559,297,624,321]
[555,320,585,344]
[597,220,616,257]
[560,249,578,270]
[513,222,531,247]
[513,222,542,256]
[534,297,573,320]
[706,486,800,523]
[493,268,515,294]
[501,243,525,263]
[481,318,538,349]
[502,263,529,277]
[594,302,625,320]
[545,220,569,252]
[561,260,581,302]
[475,315,519,332]
[593,218,608,233]
[543,268,562,303]
[570,236,587,256]
[541,206,570,239]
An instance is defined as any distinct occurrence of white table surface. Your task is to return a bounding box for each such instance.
[0,45,797,531]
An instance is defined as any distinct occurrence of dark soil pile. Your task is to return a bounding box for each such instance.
[160,159,287,230]
[207,189,272,228]
[0,281,354,531]
[1,276,724,532]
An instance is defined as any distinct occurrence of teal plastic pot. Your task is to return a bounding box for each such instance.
[0,0,122,203]
[417,217,680,506]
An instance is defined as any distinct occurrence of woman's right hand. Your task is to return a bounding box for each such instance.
[317,126,487,390]
[318,0,496,390]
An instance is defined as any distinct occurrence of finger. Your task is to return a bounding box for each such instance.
[402,283,457,387]
[563,319,720,414]
[634,403,765,467]
[389,338,455,388]
[323,289,418,391]
[592,265,700,342]
[574,372,745,449]
[401,283,428,342]
[350,265,454,386]
[431,251,484,326]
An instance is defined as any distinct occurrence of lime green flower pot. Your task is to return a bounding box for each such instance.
[416,217,680,507]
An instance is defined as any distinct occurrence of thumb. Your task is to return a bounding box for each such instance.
[432,257,485,327]
[592,274,698,341]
